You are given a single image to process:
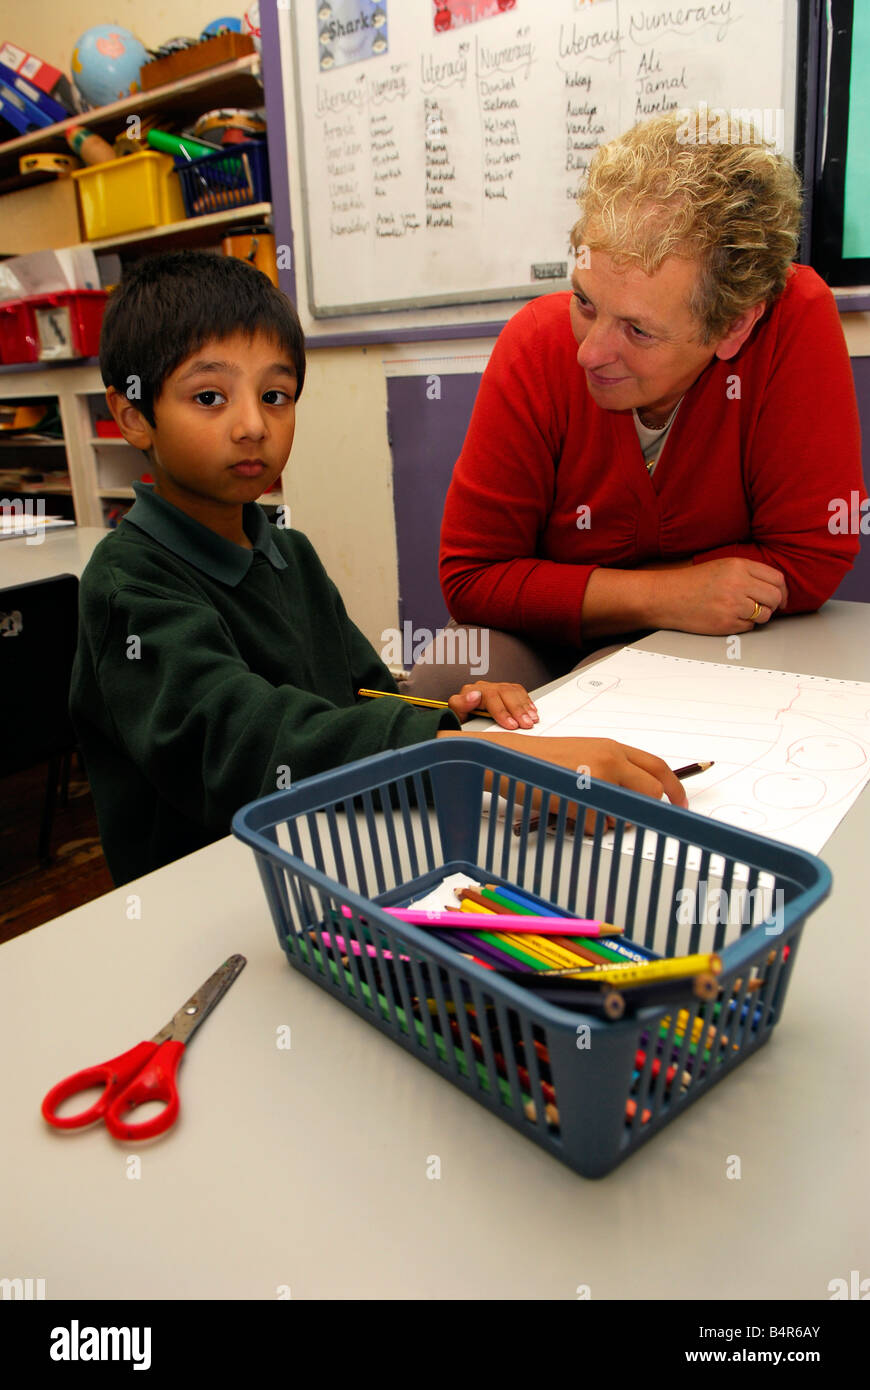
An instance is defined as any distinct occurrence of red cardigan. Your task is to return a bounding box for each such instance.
[440,265,865,647]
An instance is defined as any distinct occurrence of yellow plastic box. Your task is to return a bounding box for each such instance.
[72,151,186,241]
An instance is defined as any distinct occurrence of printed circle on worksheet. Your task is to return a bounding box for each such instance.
[753,772,825,809]
[786,736,866,771]
[574,675,616,693]
[709,805,767,829]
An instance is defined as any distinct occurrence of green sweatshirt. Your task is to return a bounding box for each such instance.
[70,483,459,885]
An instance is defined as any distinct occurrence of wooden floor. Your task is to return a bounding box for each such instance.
[0,760,114,945]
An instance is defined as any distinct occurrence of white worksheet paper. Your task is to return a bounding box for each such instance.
[485,648,870,857]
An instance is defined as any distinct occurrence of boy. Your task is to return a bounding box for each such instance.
[70,252,684,885]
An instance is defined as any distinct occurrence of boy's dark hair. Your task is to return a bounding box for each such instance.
[99,250,306,426]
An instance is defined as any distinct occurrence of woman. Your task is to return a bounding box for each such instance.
[410,109,864,697]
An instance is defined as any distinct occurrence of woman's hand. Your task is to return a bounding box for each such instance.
[447,681,539,730]
[654,557,789,634]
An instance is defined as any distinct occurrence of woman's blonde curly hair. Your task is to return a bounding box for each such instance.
[570,110,803,343]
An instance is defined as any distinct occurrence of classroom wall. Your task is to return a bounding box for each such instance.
[288,344,398,652]
[6,0,223,74]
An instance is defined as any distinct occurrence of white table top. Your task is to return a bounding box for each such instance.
[0,527,106,587]
[2,602,869,1299]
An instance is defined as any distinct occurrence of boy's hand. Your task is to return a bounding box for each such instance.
[437,729,689,825]
[448,681,540,731]
[485,734,688,809]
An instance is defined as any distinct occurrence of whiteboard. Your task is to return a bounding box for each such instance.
[284,0,799,322]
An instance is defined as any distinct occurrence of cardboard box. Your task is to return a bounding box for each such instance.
[139,32,255,90]
[0,178,82,255]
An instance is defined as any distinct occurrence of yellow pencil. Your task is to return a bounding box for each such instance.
[498,932,589,971]
[664,1010,717,1045]
[358,688,450,710]
[528,953,722,989]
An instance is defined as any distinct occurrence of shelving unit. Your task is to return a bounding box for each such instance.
[84,203,271,255]
[0,53,286,531]
[0,55,263,181]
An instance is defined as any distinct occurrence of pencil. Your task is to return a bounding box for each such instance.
[516,761,714,833]
[458,899,493,916]
[357,687,450,709]
[673,760,715,779]
[478,884,650,960]
[461,886,621,952]
[497,971,713,1015]
[526,952,722,989]
[448,930,530,972]
[513,808,575,835]
[459,886,527,915]
[388,907,622,936]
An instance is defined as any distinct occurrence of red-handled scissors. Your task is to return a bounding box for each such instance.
[41,954,246,1141]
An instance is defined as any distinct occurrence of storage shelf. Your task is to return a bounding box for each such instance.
[84,203,272,253]
[0,479,72,494]
[0,438,66,447]
[0,55,284,532]
[0,55,263,181]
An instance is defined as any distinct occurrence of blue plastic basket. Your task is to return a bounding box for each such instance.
[232,739,831,1178]
[175,142,270,218]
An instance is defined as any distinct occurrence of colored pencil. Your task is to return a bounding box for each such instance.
[459,899,494,916]
[625,1099,652,1124]
[483,883,557,914]
[309,935,562,1127]
[451,896,619,973]
[457,887,515,914]
[512,985,626,1018]
[497,931,598,971]
[673,761,715,779]
[357,687,449,709]
[474,885,652,963]
[482,885,656,958]
[386,907,621,935]
[513,808,575,835]
[316,930,409,961]
[496,972,713,1015]
[448,929,532,973]
[633,1049,692,1089]
[474,930,554,971]
[524,952,722,988]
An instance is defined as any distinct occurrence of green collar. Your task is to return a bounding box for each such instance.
[123,482,287,586]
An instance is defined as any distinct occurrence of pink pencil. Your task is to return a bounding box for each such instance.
[384,908,621,937]
[317,930,410,961]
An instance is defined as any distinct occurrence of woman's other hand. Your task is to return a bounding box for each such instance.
[655,557,789,633]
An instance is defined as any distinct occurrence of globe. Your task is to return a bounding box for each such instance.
[71,25,149,109]
[202,18,242,38]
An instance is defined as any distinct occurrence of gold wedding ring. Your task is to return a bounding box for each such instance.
[750,601,763,622]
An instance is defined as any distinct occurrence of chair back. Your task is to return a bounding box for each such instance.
[0,573,79,777]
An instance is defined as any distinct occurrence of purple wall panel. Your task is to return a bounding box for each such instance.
[260,0,296,305]
[831,354,870,603]
[391,358,870,636]
[388,373,481,637]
